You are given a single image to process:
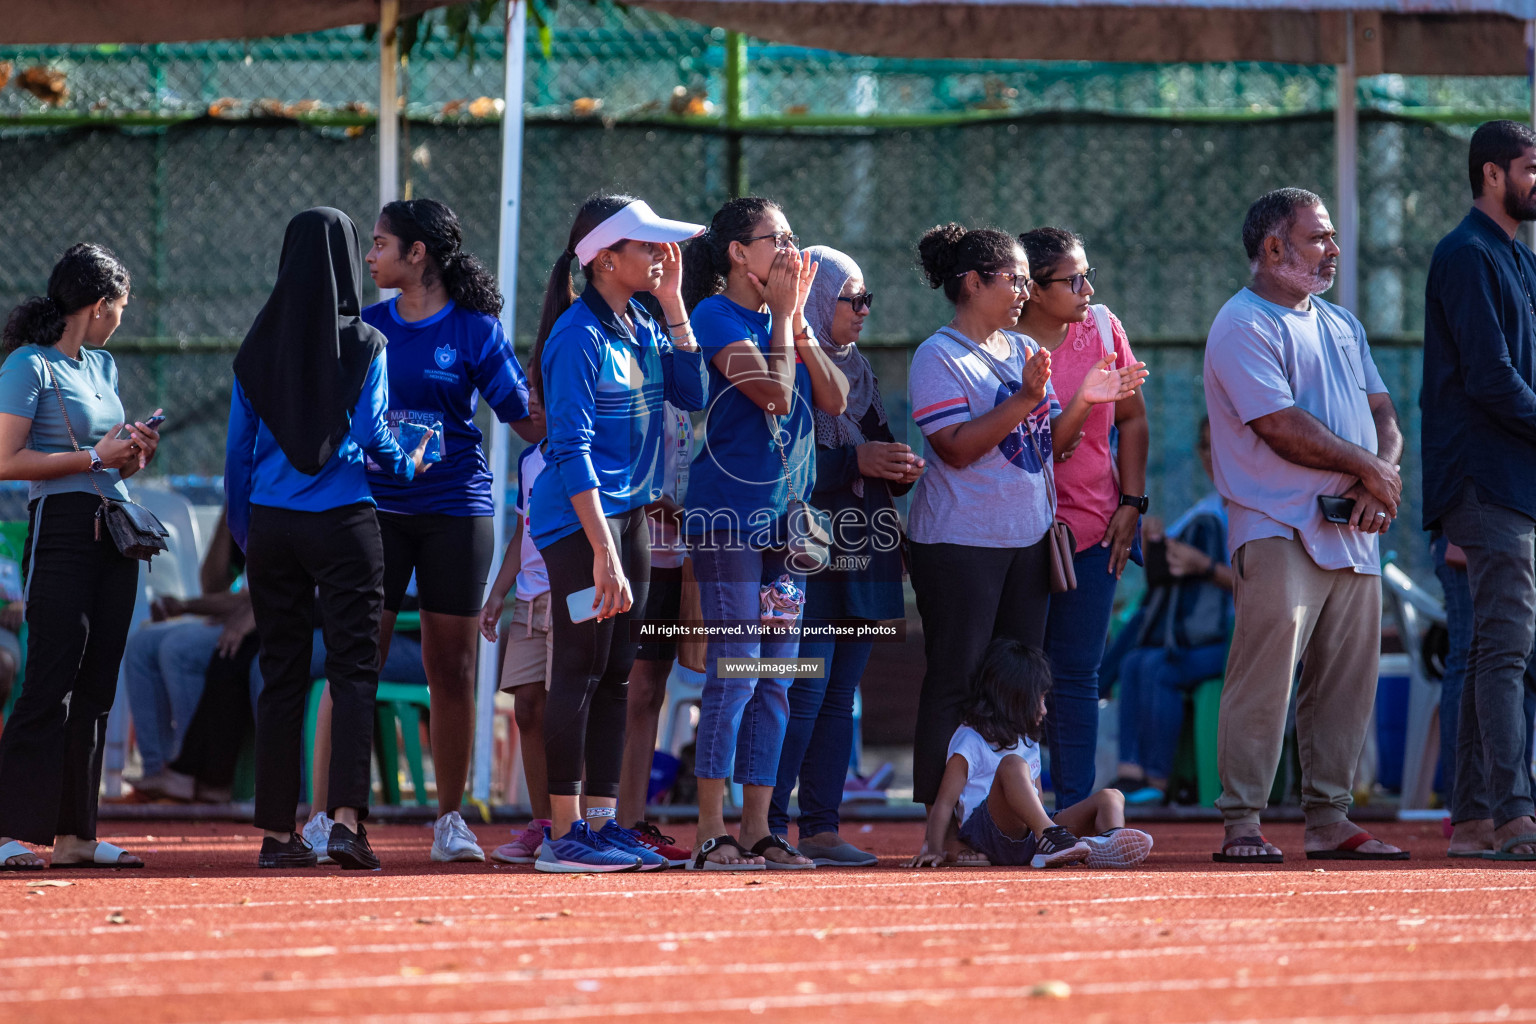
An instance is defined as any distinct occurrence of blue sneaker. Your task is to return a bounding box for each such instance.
[534,821,642,873]
[596,820,671,871]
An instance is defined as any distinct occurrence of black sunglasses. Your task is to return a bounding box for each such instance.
[837,291,875,314]
[1035,268,1098,294]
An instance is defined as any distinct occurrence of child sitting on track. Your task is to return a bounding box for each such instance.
[908,638,1153,869]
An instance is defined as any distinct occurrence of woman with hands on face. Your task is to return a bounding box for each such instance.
[1015,226,1150,811]
[525,194,709,872]
[678,197,849,871]
[766,245,917,868]
[906,223,1144,865]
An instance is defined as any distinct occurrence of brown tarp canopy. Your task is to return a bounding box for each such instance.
[0,0,450,45]
[643,1,1532,74]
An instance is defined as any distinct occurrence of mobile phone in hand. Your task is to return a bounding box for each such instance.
[1318,494,1356,525]
[566,585,601,623]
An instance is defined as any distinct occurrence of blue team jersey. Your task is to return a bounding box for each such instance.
[362,298,530,516]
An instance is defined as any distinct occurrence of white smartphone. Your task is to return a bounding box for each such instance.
[566,585,601,623]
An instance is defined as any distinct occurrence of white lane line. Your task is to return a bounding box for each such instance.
[1,918,1531,977]
[152,968,1536,1024]
[2,880,1529,918]
[5,936,1536,1004]
[5,906,1535,946]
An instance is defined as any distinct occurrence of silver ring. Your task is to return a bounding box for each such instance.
[1375,512,1387,518]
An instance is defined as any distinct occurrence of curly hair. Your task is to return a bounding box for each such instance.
[379,198,501,318]
[680,196,781,312]
[4,243,130,352]
[916,223,1019,304]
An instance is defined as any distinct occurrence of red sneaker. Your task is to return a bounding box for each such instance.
[630,821,691,867]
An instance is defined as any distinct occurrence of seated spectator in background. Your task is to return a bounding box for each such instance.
[0,556,23,716]
[123,508,247,800]
[1107,418,1234,805]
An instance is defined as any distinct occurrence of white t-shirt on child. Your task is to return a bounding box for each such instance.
[947,724,1042,825]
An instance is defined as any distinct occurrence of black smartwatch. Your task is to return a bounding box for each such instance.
[1119,493,1149,514]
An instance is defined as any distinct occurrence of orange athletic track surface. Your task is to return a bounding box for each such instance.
[3,820,1534,1024]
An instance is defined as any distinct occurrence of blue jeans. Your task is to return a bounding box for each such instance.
[1117,642,1229,781]
[690,539,803,786]
[1042,542,1120,808]
[768,632,873,837]
[124,620,224,777]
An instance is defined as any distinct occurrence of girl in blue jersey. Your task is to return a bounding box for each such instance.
[227,208,429,871]
[678,197,850,870]
[527,194,708,872]
[350,198,535,864]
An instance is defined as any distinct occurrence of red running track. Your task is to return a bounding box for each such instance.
[2,821,1534,1024]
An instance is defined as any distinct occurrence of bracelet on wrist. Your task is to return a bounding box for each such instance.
[666,319,689,330]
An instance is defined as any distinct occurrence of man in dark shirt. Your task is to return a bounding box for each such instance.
[1422,119,1536,860]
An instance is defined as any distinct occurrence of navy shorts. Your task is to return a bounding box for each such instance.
[958,800,1040,867]
[379,511,494,617]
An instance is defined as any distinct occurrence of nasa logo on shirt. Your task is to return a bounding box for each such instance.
[434,344,457,370]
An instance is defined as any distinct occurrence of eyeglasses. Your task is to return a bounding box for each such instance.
[744,231,800,252]
[837,291,875,313]
[969,270,1032,297]
[1035,268,1098,294]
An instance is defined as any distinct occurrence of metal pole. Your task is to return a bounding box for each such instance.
[1335,12,1359,313]
[1528,20,1535,248]
[725,31,747,198]
[378,0,401,245]
[471,0,529,808]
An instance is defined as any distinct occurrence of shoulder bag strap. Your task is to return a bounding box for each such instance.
[41,359,112,535]
[935,327,1058,509]
[764,411,803,505]
[1089,304,1115,360]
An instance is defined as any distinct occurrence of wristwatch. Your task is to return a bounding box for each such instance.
[1119,493,1149,514]
[87,447,103,473]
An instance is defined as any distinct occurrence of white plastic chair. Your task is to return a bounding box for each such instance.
[1382,561,1447,811]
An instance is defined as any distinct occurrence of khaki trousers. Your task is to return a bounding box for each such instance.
[1215,536,1381,827]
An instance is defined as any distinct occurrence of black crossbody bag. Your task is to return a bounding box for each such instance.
[42,361,169,563]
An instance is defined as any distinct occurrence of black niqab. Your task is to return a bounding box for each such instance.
[233,207,384,476]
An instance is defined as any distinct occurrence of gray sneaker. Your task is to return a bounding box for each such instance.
[302,812,336,866]
[801,836,879,867]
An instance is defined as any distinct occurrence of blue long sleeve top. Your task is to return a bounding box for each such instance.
[225,352,415,550]
[529,285,708,549]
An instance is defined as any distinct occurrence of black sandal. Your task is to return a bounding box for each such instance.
[751,834,816,870]
[688,835,765,872]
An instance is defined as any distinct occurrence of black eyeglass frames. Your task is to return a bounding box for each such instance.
[1035,268,1098,294]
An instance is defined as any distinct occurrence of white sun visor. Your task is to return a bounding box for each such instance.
[573,201,706,267]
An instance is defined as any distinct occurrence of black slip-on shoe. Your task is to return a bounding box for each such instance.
[328,822,381,870]
[258,834,318,869]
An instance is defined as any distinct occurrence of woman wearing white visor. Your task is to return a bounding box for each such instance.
[526,195,709,872]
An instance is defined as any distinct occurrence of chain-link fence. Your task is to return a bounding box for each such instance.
[1,2,1525,583]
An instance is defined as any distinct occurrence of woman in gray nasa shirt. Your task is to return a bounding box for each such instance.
[0,244,162,871]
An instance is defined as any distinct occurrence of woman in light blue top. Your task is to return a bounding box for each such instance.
[0,243,161,871]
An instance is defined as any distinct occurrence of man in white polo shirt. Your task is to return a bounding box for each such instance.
[1203,188,1407,864]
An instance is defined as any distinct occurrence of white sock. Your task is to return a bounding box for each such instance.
[584,807,616,827]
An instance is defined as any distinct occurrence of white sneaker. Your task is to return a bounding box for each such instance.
[1083,827,1153,868]
[432,811,486,863]
[303,812,336,866]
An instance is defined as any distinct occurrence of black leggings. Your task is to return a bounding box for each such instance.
[908,537,1051,806]
[170,633,261,789]
[541,508,649,798]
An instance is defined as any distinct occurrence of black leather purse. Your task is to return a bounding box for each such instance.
[43,361,169,563]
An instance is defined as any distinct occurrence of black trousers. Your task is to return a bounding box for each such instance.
[542,508,649,798]
[169,633,260,789]
[246,503,384,832]
[0,492,139,843]
[908,537,1051,806]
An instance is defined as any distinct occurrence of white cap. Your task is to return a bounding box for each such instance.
[572,200,705,267]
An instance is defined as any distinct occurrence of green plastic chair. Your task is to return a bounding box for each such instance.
[304,677,431,807]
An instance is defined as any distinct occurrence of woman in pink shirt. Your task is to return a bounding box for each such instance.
[1016,227,1149,810]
